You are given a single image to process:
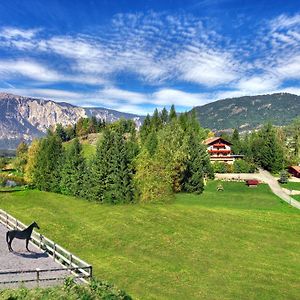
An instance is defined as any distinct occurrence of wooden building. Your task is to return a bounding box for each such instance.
[288,166,300,178]
[204,137,242,164]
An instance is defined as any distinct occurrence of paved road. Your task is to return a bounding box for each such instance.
[0,223,69,288]
[258,169,300,210]
[216,169,300,210]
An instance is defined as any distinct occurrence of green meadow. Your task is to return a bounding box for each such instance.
[0,181,299,299]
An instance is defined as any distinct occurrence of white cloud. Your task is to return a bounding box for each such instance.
[176,49,238,86]
[152,89,208,106]
[0,60,61,82]
[236,75,280,94]
[0,27,39,39]
[275,55,300,80]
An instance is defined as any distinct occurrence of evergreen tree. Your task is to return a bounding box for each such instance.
[104,130,134,204]
[169,104,177,121]
[151,108,162,130]
[251,123,285,172]
[140,114,151,143]
[90,129,114,202]
[55,124,68,142]
[65,125,76,141]
[231,129,241,154]
[60,138,86,197]
[145,130,158,156]
[33,134,64,192]
[160,107,168,125]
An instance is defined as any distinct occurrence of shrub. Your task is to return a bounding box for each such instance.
[278,170,289,184]
[213,162,231,173]
[0,278,132,299]
[233,160,256,173]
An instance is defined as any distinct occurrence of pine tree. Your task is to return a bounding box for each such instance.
[252,123,285,172]
[140,114,151,143]
[55,124,68,142]
[184,133,211,193]
[33,134,64,192]
[104,130,134,204]
[169,104,177,121]
[151,108,162,130]
[60,138,86,197]
[231,128,241,154]
[145,130,158,156]
[160,107,168,125]
[90,129,114,202]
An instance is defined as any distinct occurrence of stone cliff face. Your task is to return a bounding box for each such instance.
[0,93,142,149]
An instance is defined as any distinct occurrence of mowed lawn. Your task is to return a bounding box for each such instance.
[0,182,299,299]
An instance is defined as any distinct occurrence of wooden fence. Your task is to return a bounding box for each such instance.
[0,209,92,286]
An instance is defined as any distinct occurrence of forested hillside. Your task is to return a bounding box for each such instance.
[192,93,300,131]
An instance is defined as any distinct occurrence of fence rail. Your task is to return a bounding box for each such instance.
[0,209,92,286]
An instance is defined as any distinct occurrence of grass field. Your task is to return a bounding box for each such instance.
[280,181,300,191]
[0,181,299,299]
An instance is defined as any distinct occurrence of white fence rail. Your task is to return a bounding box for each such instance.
[0,209,92,285]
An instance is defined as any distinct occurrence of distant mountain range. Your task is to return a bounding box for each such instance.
[1,92,300,150]
[0,93,142,149]
[193,93,300,132]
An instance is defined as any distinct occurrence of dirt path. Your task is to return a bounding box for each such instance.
[216,169,300,210]
[0,223,70,288]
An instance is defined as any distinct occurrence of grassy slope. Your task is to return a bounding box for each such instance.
[0,182,299,300]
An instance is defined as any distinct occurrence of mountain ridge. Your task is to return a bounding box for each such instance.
[0,92,142,149]
[192,92,300,132]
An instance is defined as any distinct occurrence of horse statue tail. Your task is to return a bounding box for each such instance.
[6,231,9,244]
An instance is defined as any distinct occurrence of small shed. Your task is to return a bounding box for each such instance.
[245,179,259,187]
[288,166,300,178]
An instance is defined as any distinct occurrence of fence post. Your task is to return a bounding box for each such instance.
[89,265,93,280]
[69,254,73,267]
[36,268,40,287]
[15,219,18,230]
[39,234,43,249]
[53,243,57,261]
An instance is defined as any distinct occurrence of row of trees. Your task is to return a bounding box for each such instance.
[221,123,287,173]
[22,107,213,203]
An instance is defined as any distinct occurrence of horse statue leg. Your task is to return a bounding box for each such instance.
[26,238,30,252]
[6,232,13,252]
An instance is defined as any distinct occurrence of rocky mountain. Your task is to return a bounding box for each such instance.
[0,93,142,149]
[192,93,300,132]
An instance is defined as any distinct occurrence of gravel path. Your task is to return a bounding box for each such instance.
[0,223,70,288]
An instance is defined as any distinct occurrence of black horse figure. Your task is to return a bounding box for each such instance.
[6,222,40,252]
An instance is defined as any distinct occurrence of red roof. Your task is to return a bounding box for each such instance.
[204,137,232,146]
[289,166,300,173]
[246,179,259,185]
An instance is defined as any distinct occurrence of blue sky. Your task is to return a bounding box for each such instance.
[0,0,299,115]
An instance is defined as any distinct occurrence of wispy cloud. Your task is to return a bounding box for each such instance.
[0,11,299,113]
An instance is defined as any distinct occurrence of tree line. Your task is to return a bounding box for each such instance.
[21,107,214,204]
